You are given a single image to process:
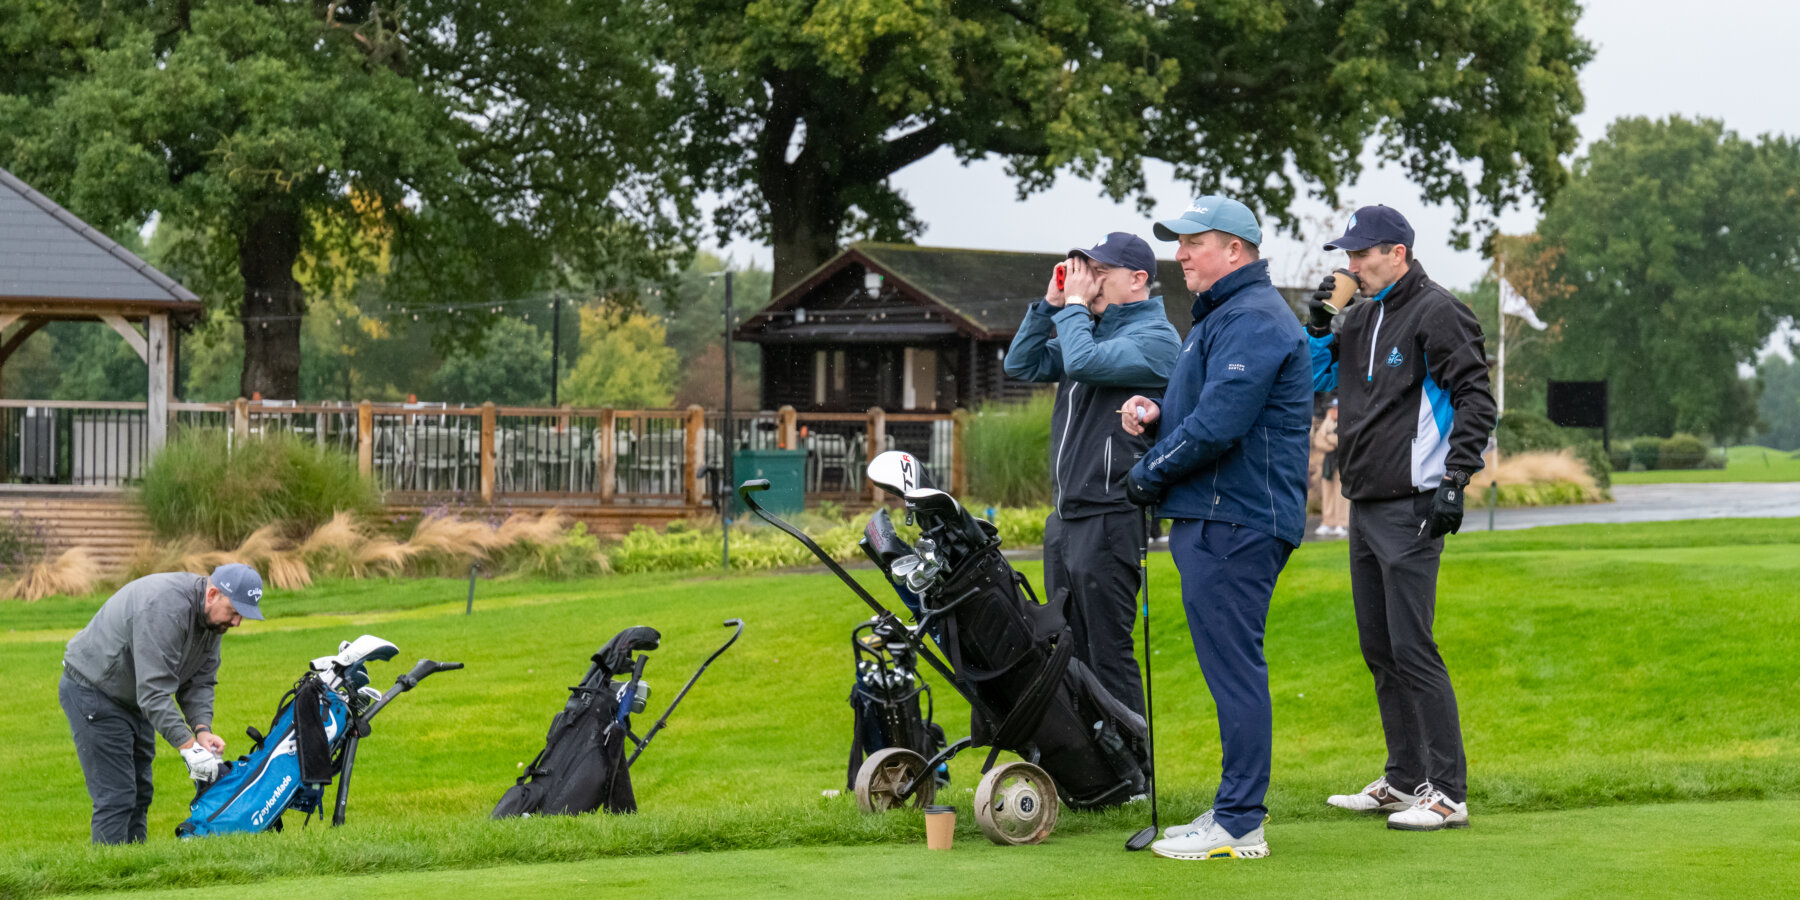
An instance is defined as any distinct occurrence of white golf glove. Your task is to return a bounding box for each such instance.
[181,744,221,782]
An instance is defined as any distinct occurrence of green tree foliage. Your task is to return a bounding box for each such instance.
[664,0,1591,288]
[1751,354,1800,451]
[0,0,689,400]
[1537,117,1800,440]
[565,311,679,409]
[430,318,552,406]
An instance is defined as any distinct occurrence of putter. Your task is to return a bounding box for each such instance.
[1126,507,1160,852]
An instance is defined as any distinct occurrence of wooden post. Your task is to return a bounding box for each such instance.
[357,400,373,477]
[685,404,706,507]
[866,406,886,504]
[777,405,798,450]
[146,314,170,453]
[951,409,967,496]
[480,401,496,504]
[599,407,616,503]
[234,397,250,438]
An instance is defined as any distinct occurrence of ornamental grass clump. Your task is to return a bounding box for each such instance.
[2,547,101,601]
[139,431,380,546]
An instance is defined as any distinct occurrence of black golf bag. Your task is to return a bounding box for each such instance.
[493,627,658,818]
[865,506,1149,808]
[847,615,948,791]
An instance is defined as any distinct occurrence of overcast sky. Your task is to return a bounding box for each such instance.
[714,0,1800,307]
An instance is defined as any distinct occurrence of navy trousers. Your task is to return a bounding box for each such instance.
[1169,518,1293,838]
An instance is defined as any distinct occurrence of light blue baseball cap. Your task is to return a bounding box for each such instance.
[1152,195,1263,246]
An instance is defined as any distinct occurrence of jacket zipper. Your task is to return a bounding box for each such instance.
[1104,436,1114,494]
[1366,302,1386,382]
[1054,382,1079,517]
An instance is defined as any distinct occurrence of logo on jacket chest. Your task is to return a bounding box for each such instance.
[1385,347,1404,368]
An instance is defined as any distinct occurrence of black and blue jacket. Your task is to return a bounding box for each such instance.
[1005,296,1181,519]
[1127,260,1312,547]
[1309,261,1496,500]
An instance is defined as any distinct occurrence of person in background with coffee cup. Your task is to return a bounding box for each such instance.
[1305,205,1496,832]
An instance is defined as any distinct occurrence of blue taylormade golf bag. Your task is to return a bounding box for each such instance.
[177,636,462,837]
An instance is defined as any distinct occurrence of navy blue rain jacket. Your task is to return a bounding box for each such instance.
[1127,260,1313,547]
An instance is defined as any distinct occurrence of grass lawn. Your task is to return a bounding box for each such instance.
[3,518,1798,897]
[91,800,1800,900]
[1611,444,1800,483]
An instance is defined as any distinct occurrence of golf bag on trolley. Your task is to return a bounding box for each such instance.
[863,496,1149,810]
[740,451,1149,845]
[494,620,743,819]
[847,611,948,792]
[177,635,462,837]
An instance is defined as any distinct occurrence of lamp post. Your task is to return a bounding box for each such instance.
[718,271,735,570]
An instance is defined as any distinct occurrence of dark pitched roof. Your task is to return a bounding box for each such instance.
[742,242,1307,343]
[742,242,1199,342]
[856,242,1198,337]
[0,167,201,310]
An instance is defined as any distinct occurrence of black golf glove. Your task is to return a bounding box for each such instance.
[1307,275,1338,336]
[1125,471,1163,508]
[1428,470,1469,538]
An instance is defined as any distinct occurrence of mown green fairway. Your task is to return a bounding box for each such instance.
[1611,445,1800,483]
[2,518,1797,897]
[91,800,1800,900]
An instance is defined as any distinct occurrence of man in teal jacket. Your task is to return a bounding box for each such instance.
[1004,231,1180,718]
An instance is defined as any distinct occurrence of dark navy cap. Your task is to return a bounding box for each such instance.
[1068,232,1157,275]
[1324,205,1415,251]
[211,563,265,621]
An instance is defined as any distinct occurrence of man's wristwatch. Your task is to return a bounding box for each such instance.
[194,723,211,734]
[1444,468,1471,487]
[1065,295,1087,308]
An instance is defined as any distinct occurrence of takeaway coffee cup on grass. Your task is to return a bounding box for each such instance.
[925,805,956,850]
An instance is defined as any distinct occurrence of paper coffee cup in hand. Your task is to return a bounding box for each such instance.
[1322,267,1361,313]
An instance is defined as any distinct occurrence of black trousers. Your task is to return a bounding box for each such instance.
[1043,509,1145,717]
[1348,493,1468,803]
[60,672,157,844]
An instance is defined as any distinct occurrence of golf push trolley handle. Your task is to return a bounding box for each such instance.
[398,658,464,691]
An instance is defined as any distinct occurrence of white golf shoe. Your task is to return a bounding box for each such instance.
[1151,815,1268,860]
[1326,776,1416,812]
[1162,809,1215,839]
[1387,785,1469,831]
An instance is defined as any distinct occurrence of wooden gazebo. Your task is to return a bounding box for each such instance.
[0,166,203,453]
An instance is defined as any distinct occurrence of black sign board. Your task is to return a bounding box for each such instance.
[1546,380,1608,429]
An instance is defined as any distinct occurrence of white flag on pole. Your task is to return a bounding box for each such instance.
[1499,278,1548,331]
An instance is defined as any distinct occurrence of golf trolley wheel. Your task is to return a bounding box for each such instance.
[973,761,1059,845]
[855,748,936,813]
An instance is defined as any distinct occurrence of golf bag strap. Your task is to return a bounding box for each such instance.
[982,627,1077,771]
[847,693,866,790]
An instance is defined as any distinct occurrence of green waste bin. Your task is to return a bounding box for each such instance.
[732,448,807,516]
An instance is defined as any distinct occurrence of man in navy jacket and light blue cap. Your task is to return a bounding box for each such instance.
[1005,231,1180,718]
[60,563,265,843]
[1116,196,1312,861]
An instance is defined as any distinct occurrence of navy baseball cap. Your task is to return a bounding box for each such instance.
[1067,231,1156,275]
[211,563,265,621]
[1152,195,1263,246]
[1324,205,1415,251]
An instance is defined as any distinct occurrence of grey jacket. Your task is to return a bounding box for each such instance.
[64,573,221,748]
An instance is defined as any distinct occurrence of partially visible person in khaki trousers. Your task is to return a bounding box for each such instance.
[1313,400,1347,537]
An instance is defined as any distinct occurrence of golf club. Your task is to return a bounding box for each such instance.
[1126,506,1159,852]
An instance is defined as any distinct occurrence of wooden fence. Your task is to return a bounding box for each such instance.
[0,398,965,510]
